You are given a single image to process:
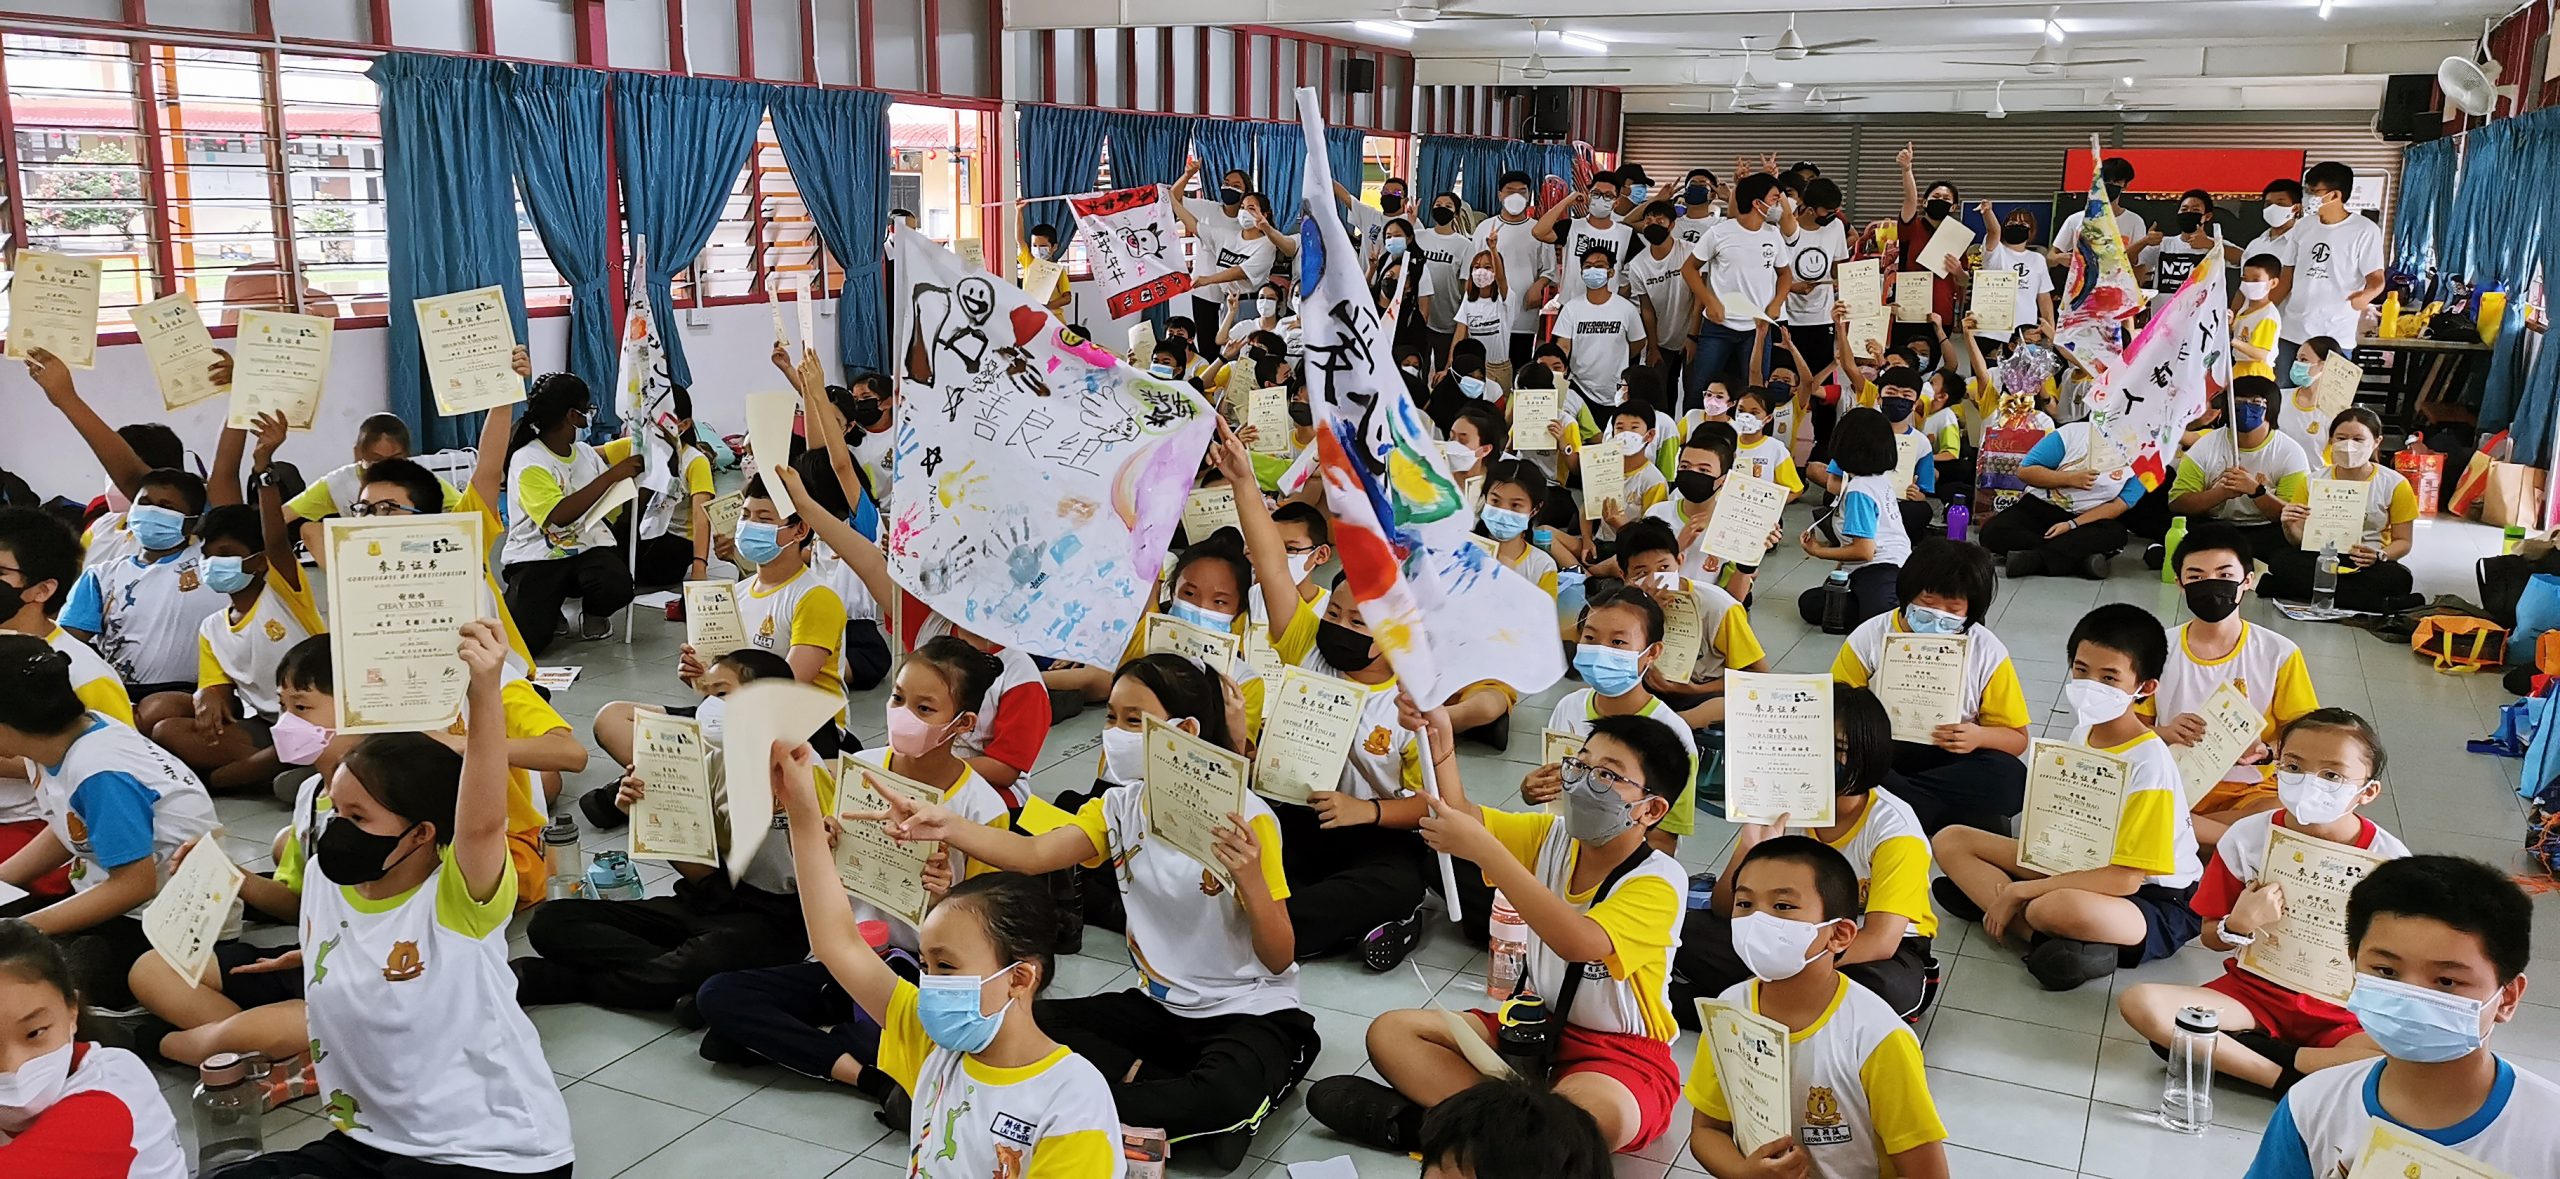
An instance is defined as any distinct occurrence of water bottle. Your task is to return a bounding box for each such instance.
[2313,543,2338,610]
[1487,893,1529,998]
[586,850,645,900]
[2159,516,2190,584]
[1820,569,1854,634]
[192,1052,267,1171]
[1943,504,1970,542]
[1493,993,1558,1085]
[2160,1005,2217,1133]
[543,814,589,901]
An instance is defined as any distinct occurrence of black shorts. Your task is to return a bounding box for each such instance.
[213,939,305,1008]
[2120,882,2204,968]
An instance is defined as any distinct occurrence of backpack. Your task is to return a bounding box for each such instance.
[2410,615,2507,673]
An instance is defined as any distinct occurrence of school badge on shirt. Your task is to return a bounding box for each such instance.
[265,619,289,642]
[1802,1085,1852,1146]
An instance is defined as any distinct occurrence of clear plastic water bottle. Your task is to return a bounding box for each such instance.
[544,813,589,901]
[2160,1005,2217,1133]
[193,1052,267,1171]
[1820,570,1854,634]
[2313,542,2338,611]
[1487,893,1529,998]
[586,850,646,900]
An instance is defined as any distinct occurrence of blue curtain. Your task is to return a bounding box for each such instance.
[1019,105,1109,257]
[1256,121,1308,231]
[501,63,612,410]
[1324,125,1366,199]
[611,72,771,387]
[1104,113,1198,189]
[1462,140,1514,213]
[770,85,891,376]
[369,53,527,452]
[2517,125,2560,463]
[1191,120,1259,199]
[2393,137,2458,283]
[1415,135,1462,208]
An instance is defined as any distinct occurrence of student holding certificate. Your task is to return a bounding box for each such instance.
[1827,541,2032,834]
[1932,604,2204,992]
[1792,408,1912,629]
[609,385,719,589]
[280,346,527,557]
[499,374,642,655]
[1579,400,1674,558]
[1634,425,1782,601]
[2118,709,2407,1093]
[855,654,1311,1167]
[1609,520,1769,732]
[1685,837,1949,1179]
[2266,406,2423,614]
[1976,418,2147,581]
[1530,583,1702,856]
[1678,688,1940,1021]
[2243,856,2560,1179]
[2144,524,2322,846]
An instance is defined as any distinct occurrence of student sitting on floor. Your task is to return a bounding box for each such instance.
[2147,523,2320,848]
[2242,855,2558,1178]
[1977,416,2143,580]
[1639,423,1774,601]
[2118,708,2405,1093]
[2266,406,2423,614]
[1421,1079,1615,1179]
[1531,581,1701,856]
[1684,836,1950,1179]
[855,654,1312,1169]
[1827,540,2030,834]
[60,460,221,702]
[2167,375,2307,561]
[1309,708,1691,1157]
[1587,399,1674,559]
[0,509,127,905]
[1726,386,1805,505]
[1795,408,1911,628]
[0,919,188,1176]
[1612,519,1768,731]
[499,373,641,653]
[1675,687,1939,1022]
[1932,603,2202,992]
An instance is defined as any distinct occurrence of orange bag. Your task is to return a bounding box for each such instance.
[2412,615,2507,673]
[2537,629,2560,678]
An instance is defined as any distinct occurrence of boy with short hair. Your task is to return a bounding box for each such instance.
[60,466,222,699]
[1931,603,2202,991]
[2147,523,2319,846]
[2167,374,2308,559]
[2243,855,2557,1177]
[2233,254,2285,381]
[1419,1080,1613,1179]
[1609,518,1767,730]
[1685,836,1950,1179]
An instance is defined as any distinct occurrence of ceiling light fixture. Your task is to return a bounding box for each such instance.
[2318,0,2335,18]
[1777,79,1795,89]
[1558,30,1608,53]
[1394,2,1438,20]
[2121,75,2135,86]
[1354,20,1416,41]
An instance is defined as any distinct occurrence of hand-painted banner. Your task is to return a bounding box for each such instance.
[2084,248,2229,492]
[2058,138,2145,377]
[614,237,679,500]
[885,226,1215,665]
[1067,185,1194,319]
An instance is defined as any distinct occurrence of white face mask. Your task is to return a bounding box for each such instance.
[2276,770,2363,825]
[2263,203,2295,228]
[1442,439,1480,472]
[2239,278,2274,300]
[1730,412,1765,436]
[693,694,728,748]
[1286,550,1319,584]
[1502,193,1529,216]
[2064,678,2136,724]
[0,1041,74,1133]
[1100,725,1146,786]
[1614,430,1648,457]
[1730,911,1836,982]
[2330,439,2373,469]
[1471,267,1496,288]
[1238,210,1261,230]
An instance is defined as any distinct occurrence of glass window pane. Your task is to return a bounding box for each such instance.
[278,54,386,320]
[7,35,158,330]
[152,44,282,320]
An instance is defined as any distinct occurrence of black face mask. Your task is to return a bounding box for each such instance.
[0,579,24,621]
[1219,186,1243,206]
[2184,578,2243,624]
[1287,400,1313,427]
[1924,198,1952,221]
[2000,223,2032,247]
[1879,397,1916,423]
[316,815,423,886]
[1675,470,1718,502]
[1314,619,1377,670]
[1380,193,1405,215]
[849,398,886,428]
[1835,760,1861,796]
[1640,223,1672,246]
[1430,205,1457,227]
[2176,211,2205,233]
[1684,184,1713,207]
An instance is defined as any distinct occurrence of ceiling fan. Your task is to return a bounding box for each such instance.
[1393,1,1530,22]
[1737,85,1867,112]
[1948,41,2142,75]
[1772,14,1874,60]
[1503,19,1631,78]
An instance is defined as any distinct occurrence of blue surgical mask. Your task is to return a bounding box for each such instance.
[2234,401,2269,433]
[1163,598,1234,632]
[1480,505,1530,540]
[1627,183,1650,203]
[2289,360,2314,386]
[1683,185,1712,207]
[1457,374,1488,400]
[916,964,1021,1053]
[1572,643,1647,697]
[1879,397,1916,424]
[127,503,188,552]
[735,520,787,566]
[1580,267,1609,291]
[202,555,255,595]
[2345,974,2493,1063]
[1149,362,1176,378]
[1903,604,1967,635]
[1383,236,1408,255]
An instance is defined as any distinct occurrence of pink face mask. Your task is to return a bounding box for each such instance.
[273,713,335,766]
[885,705,957,759]
[100,478,131,514]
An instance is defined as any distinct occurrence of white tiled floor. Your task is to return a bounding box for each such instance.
[155,508,2560,1178]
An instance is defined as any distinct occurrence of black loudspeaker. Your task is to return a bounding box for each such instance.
[2377,73,2444,142]
[1342,57,1377,94]
[1525,88,1572,140]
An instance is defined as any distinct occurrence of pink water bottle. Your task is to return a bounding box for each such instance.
[1944,504,1970,542]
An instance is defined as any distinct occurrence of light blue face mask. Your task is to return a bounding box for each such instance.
[1480,505,1530,540]
[1164,598,1235,632]
[735,520,787,566]
[127,503,189,552]
[1383,236,1408,255]
[1457,374,1488,400]
[202,555,255,595]
[1903,604,1968,635]
[1149,362,1176,378]
[916,963,1021,1053]
[2290,360,2314,386]
[1581,267,1609,291]
[2345,974,2493,1063]
[1572,643,1647,698]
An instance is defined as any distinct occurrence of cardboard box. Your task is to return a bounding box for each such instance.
[2481,461,2546,528]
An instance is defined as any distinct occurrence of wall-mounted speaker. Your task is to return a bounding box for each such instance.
[1525,88,1571,140]
[2376,73,2444,142]
[1343,58,1377,95]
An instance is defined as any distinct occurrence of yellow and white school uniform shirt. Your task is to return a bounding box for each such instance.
[1732,434,1805,495]
[294,795,572,1171]
[501,439,621,565]
[46,625,133,727]
[2064,727,2202,890]
[32,714,217,900]
[1688,975,1946,1179]
[63,543,224,686]
[1809,788,1936,941]
[2169,428,2310,525]
[1654,579,1764,684]
[196,576,325,719]
[874,980,1124,1178]
[2234,304,2281,382]
[845,747,1025,950]
[1593,461,1671,544]
[645,447,717,542]
[2139,622,2318,792]
[1546,689,1701,836]
[1067,781,1298,1018]
[735,565,849,701]
[1497,538,1563,597]
[1124,602,1269,741]
[283,462,470,523]
[2286,463,2417,556]
[1478,807,1685,1041]
[1271,600,1419,802]
[1831,611,2032,733]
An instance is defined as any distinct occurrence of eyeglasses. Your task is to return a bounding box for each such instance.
[1559,756,1641,797]
[348,499,425,517]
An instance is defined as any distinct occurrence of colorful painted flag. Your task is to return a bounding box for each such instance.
[613,236,679,503]
[2085,248,2228,492]
[2057,137,2146,376]
[1065,185,1194,319]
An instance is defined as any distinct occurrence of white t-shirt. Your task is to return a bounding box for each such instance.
[1691,217,1788,331]
[1671,209,1723,254]
[1975,242,2054,334]
[2056,207,2147,249]
[1473,216,1554,320]
[874,981,1125,1179]
[66,544,224,686]
[1181,197,1247,298]
[2277,210,2384,346]
[1547,690,1699,781]
[1782,217,1850,327]
[2058,726,2201,889]
[1624,243,1697,348]
[1292,646,1420,803]
[1698,976,1945,1179]
[1453,295,1514,345]
[1553,294,1647,405]
[33,714,217,904]
[1562,217,1635,274]
[1413,226,1472,331]
[2252,1056,2560,1179]
[1070,781,1300,1018]
[196,578,325,719]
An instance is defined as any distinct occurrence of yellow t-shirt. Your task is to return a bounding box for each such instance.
[873,980,1120,1177]
[1687,975,1946,1170]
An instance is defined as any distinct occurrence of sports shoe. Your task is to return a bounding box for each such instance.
[1930,876,1985,923]
[261,1052,320,1111]
[1361,905,1427,973]
[1305,1076,1422,1154]
[579,614,614,642]
[2023,935,2118,991]
[696,1028,760,1065]
[578,782,628,831]
[671,993,706,1030]
[2004,550,2043,579]
[2078,552,2111,580]
[1901,956,1946,1025]
[2143,543,2166,570]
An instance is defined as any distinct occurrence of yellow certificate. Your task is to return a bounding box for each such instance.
[1541,729,1585,766]
[1143,611,1239,677]
[142,839,243,987]
[1020,256,1064,304]
[1696,997,1794,1156]
[628,711,717,867]
[323,512,484,734]
[1183,484,1241,539]
[1873,633,1968,744]
[1581,443,1625,522]
[6,250,101,368]
[2172,681,2266,805]
[1248,386,1292,454]
[1835,257,1882,310]
[1846,309,1889,358]
[1512,386,1559,452]
[1142,715,1249,886]
[133,293,224,409]
[833,759,942,929]
[1888,432,1930,499]
[682,579,748,660]
[1252,665,1367,805]
[744,389,798,480]
[1892,271,1933,324]
[2017,738,2132,877]
[1970,268,2020,336]
[227,310,333,429]
[705,490,756,573]
[2242,823,2392,1002]
[1913,217,1975,277]
[2351,1117,2517,1179]
[1127,320,1157,368]
[2300,477,2368,554]
[2309,356,2363,433]
[1654,578,1706,682]
[1700,474,1787,567]
[1725,672,1836,825]
[416,285,527,415]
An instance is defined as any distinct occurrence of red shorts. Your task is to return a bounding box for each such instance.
[0,819,70,900]
[2203,964,2363,1048]
[1469,1009,1682,1152]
